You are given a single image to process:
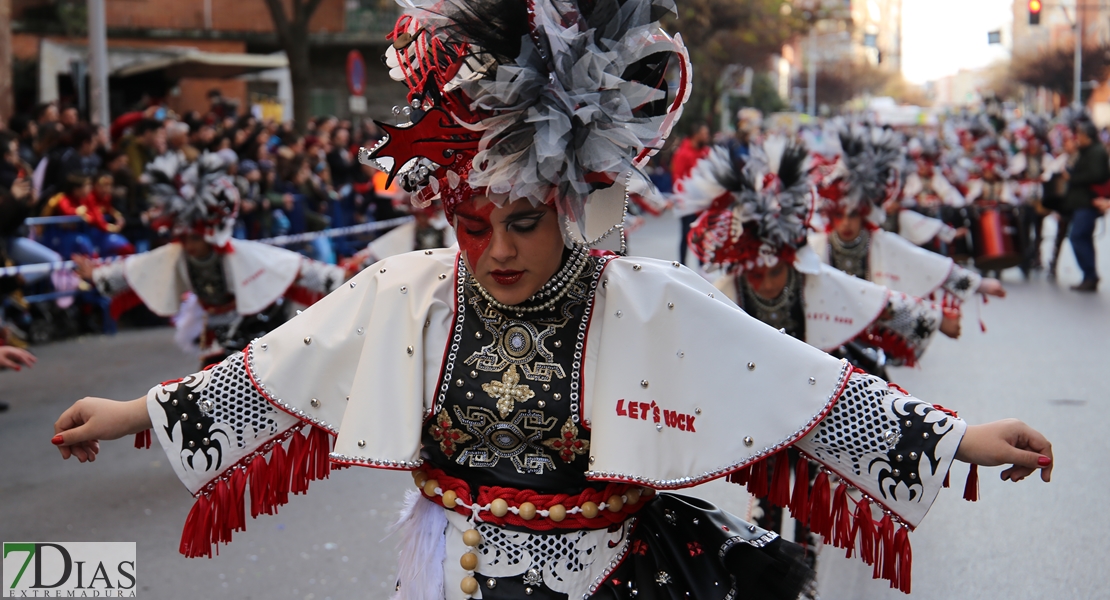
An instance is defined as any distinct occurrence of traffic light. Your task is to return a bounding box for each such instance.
[1029,0,1042,25]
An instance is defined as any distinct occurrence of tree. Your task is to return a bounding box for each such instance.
[665,0,806,132]
[813,59,892,109]
[263,0,325,131]
[1011,43,1110,105]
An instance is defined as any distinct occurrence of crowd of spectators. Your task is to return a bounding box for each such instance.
[0,92,408,344]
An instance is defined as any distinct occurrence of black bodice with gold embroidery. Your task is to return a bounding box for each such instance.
[420,250,607,494]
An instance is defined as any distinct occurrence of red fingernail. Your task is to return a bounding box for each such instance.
[1038,456,1051,466]
[51,434,64,445]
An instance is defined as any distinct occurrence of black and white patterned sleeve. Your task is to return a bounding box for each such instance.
[794,371,966,527]
[91,260,130,299]
[295,259,347,295]
[146,351,301,496]
[868,292,943,366]
[941,264,982,303]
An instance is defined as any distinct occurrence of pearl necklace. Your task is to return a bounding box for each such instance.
[470,245,590,314]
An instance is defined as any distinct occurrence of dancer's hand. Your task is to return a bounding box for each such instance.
[53,397,150,462]
[955,419,1053,483]
[72,255,97,281]
[978,277,1006,298]
[940,311,961,338]
[0,346,36,371]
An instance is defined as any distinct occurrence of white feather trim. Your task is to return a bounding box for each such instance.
[672,146,731,217]
[387,490,447,600]
[172,292,205,357]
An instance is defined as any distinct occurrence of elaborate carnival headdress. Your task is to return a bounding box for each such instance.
[816,126,904,228]
[681,137,814,273]
[146,152,240,249]
[360,0,692,247]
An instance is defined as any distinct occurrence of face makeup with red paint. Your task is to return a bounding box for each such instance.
[454,196,565,306]
[831,211,864,241]
[742,262,791,300]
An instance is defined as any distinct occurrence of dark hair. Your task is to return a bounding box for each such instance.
[8,114,33,136]
[207,89,223,99]
[1074,119,1098,140]
[104,149,127,165]
[62,174,90,195]
[135,119,164,136]
[0,131,18,156]
[70,125,95,148]
[34,102,56,121]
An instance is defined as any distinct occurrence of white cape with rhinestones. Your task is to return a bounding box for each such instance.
[247,250,849,489]
[114,238,303,317]
[713,263,889,352]
[868,229,954,299]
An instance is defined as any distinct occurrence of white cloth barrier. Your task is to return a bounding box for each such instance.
[0,217,415,278]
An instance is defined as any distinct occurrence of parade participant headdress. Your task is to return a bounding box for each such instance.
[360,0,692,247]
[816,126,904,229]
[681,137,813,273]
[146,152,240,249]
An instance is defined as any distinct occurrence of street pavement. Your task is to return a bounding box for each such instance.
[1,212,1107,599]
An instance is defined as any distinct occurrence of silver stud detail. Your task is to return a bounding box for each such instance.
[808,377,816,385]
[203,438,210,446]
[304,336,312,345]
[537,400,546,408]
[171,399,178,406]
[672,261,680,267]
[260,343,268,351]
[554,340,562,348]
[542,384,551,391]
[357,327,364,335]
[470,371,479,379]
[904,420,913,427]
[439,273,447,280]
[656,423,663,431]
[553,393,561,401]
[407,346,414,356]
[487,579,496,589]
[180,414,188,422]
[910,472,917,480]
[188,440,195,448]
[187,393,194,400]
[632,264,642,271]
[893,469,901,477]
[474,331,482,339]
[667,302,674,309]
[922,432,930,439]
[400,286,407,294]
[349,281,357,288]
[641,380,649,388]
[695,408,702,415]
[310,398,321,408]
[615,310,623,317]
[357,440,366,448]
[466,392,475,400]
[895,454,903,462]
[456,379,464,387]
[425,250,433,255]
[743,436,754,446]
[196,422,203,430]
[747,362,755,370]
[909,452,919,460]
[747,524,757,532]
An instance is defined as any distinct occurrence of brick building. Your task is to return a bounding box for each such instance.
[11,0,406,121]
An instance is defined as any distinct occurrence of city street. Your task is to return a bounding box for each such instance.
[2,212,1108,599]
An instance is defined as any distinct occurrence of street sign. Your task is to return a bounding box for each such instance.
[349,95,368,114]
[346,50,367,96]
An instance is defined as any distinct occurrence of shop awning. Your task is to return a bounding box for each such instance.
[113,51,289,79]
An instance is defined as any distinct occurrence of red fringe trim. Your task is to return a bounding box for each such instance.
[788,458,810,527]
[109,290,144,321]
[133,429,151,449]
[857,327,918,367]
[963,463,979,502]
[768,452,792,508]
[730,451,920,593]
[178,424,333,558]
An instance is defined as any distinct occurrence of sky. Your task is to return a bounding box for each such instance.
[901,0,1014,84]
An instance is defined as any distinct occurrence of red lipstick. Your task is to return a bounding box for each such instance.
[490,270,524,285]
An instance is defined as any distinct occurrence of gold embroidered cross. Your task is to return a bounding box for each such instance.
[482,364,535,417]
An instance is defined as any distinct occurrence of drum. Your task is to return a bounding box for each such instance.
[972,205,1023,272]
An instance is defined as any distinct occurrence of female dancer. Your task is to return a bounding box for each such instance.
[53,0,1052,598]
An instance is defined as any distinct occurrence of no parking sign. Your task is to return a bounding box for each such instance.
[347,50,366,96]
